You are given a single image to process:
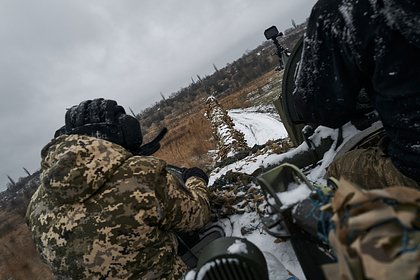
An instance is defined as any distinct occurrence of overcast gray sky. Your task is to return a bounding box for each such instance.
[0,0,316,191]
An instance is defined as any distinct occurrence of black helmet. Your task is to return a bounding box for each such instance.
[55,98,142,152]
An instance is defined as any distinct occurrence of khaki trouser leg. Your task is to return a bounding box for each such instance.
[327,147,419,190]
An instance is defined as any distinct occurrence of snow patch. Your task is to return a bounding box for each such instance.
[276,182,312,208]
[227,239,248,254]
[219,212,305,279]
[228,108,288,147]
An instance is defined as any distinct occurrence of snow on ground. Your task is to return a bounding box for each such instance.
[228,107,288,147]
[220,212,303,279]
[206,107,360,280]
[208,107,305,279]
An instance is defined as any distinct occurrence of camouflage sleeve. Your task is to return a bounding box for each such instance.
[158,171,211,232]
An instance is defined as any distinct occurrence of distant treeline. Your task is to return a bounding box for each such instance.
[1,170,40,216]
[138,24,306,132]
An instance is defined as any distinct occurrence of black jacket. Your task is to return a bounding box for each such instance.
[294,0,420,181]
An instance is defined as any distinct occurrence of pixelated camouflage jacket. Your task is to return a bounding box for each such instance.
[25,134,211,280]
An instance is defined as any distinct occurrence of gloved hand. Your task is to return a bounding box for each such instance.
[182,167,209,185]
[55,98,142,152]
[65,99,125,129]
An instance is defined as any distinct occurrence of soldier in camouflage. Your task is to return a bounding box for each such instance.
[290,0,420,278]
[294,0,420,190]
[26,98,211,279]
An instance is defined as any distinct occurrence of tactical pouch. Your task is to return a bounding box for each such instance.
[322,180,420,280]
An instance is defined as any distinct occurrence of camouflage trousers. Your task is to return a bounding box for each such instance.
[327,147,419,190]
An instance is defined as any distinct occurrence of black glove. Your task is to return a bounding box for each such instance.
[182,167,209,185]
[55,98,142,152]
[64,99,123,129]
[134,127,168,156]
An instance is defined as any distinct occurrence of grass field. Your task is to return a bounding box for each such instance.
[0,210,53,280]
[152,70,282,170]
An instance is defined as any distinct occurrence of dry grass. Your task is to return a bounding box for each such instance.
[220,70,278,109]
[0,210,53,280]
[153,108,216,169]
[149,70,279,170]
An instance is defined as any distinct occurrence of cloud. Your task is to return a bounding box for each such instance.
[0,0,316,190]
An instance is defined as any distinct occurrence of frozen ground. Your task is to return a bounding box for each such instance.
[209,107,305,279]
[228,107,288,147]
[201,106,360,280]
